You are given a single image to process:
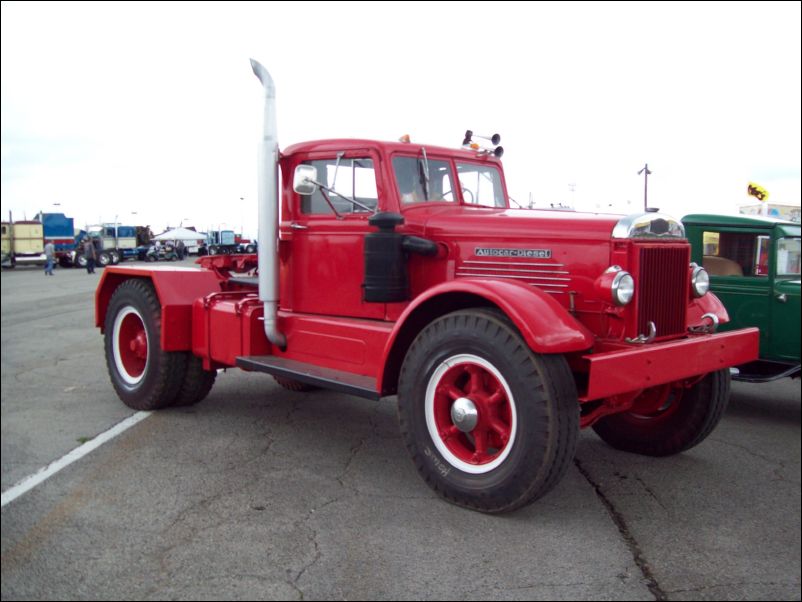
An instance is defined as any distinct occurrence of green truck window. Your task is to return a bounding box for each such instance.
[777,238,801,276]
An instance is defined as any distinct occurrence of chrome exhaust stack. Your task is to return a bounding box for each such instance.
[250,59,286,349]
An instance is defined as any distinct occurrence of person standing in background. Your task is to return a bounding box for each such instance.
[44,239,55,276]
[83,237,97,274]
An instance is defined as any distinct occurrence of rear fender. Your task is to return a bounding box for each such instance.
[95,266,223,351]
[378,279,594,395]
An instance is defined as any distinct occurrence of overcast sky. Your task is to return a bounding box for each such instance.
[2,1,800,238]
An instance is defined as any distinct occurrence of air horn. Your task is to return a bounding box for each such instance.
[462,130,504,158]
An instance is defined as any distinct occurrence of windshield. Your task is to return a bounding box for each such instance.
[456,162,506,207]
[777,237,801,276]
[393,156,455,204]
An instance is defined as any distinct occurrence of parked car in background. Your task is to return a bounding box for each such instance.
[683,213,801,381]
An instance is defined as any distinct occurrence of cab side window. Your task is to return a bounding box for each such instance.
[777,237,801,276]
[702,231,769,277]
[300,157,378,215]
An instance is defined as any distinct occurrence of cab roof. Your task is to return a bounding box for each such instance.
[683,213,801,236]
[281,138,503,164]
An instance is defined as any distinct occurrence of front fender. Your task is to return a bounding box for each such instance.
[403,279,594,352]
[378,279,594,394]
[687,291,730,328]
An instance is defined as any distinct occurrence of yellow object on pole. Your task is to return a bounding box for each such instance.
[747,182,769,202]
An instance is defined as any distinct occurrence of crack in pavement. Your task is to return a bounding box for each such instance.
[665,580,801,594]
[574,458,666,601]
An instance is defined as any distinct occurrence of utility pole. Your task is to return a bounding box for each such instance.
[638,163,652,210]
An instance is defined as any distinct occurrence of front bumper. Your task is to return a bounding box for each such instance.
[581,328,760,401]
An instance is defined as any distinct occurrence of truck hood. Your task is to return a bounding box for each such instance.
[415,206,623,242]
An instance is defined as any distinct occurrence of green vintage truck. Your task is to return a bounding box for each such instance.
[683,214,800,381]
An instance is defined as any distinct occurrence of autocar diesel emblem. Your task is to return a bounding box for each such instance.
[474,247,552,259]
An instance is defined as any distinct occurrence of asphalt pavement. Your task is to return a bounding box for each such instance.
[2,264,800,600]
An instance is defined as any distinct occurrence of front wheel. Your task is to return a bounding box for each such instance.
[104,279,187,410]
[398,309,579,514]
[592,369,731,456]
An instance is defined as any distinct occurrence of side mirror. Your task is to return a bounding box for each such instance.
[293,165,319,195]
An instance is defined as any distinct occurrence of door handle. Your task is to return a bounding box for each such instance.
[776,293,788,303]
[290,223,308,230]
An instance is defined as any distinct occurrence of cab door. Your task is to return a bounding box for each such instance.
[282,151,385,320]
[700,227,773,354]
[770,236,801,362]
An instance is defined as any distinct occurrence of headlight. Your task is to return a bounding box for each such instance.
[612,271,635,306]
[691,265,710,297]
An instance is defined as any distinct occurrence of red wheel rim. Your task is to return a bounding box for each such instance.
[113,307,148,385]
[426,354,516,474]
[623,384,684,423]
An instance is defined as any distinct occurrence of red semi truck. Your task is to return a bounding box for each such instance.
[94,61,759,513]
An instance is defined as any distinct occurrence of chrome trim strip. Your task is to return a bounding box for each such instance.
[455,272,570,285]
[458,266,570,275]
[464,260,566,268]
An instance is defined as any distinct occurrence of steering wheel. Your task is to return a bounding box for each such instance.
[461,188,475,203]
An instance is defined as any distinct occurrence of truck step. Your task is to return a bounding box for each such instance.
[236,356,381,400]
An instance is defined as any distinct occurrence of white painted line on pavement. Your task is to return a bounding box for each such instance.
[1,411,152,507]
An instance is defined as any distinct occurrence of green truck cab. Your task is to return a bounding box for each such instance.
[683,214,800,381]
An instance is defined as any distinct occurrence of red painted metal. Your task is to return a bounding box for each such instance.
[432,360,512,466]
[635,245,689,338]
[118,312,147,379]
[687,289,730,326]
[190,295,393,377]
[95,136,761,433]
[276,312,392,377]
[195,254,259,281]
[628,383,683,419]
[382,279,595,361]
[96,266,223,351]
[580,328,759,401]
[192,292,269,369]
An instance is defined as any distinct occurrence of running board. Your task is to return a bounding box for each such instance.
[236,356,381,400]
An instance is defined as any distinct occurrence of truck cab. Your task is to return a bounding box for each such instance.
[93,60,759,514]
[683,213,801,380]
[86,224,139,265]
[204,230,238,255]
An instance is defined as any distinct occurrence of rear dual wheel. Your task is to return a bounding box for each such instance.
[104,279,216,410]
[398,309,579,514]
